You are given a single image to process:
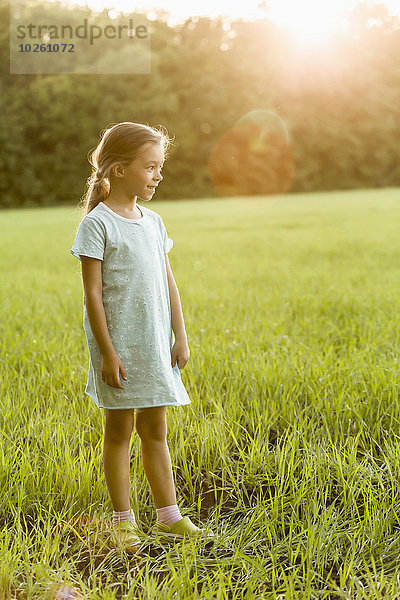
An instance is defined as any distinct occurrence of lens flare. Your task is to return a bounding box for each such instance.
[208,109,295,197]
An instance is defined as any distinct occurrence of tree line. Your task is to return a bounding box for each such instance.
[1,0,399,207]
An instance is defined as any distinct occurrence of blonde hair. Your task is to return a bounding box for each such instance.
[78,122,173,216]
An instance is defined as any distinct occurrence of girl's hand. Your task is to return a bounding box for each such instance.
[171,338,190,370]
[101,352,128,389]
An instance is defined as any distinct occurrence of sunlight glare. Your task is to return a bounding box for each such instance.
[266,0,350,44]
[62,0,400,35]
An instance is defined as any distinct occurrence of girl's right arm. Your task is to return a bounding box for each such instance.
[81,256,127,389]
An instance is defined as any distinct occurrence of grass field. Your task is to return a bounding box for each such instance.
[1,188,400,599]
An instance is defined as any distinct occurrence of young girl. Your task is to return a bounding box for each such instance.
[70,122,214,552]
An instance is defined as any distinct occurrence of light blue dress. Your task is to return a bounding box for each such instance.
[70,201,191,410]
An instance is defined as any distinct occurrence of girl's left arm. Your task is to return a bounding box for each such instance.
[164,253,190,368]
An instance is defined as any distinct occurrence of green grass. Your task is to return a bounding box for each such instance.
[1,188,400,599]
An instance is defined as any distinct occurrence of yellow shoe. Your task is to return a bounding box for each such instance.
[109,521,142,554]
[150,516,214,541]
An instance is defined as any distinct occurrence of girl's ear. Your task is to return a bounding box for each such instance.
[112,163,125,178]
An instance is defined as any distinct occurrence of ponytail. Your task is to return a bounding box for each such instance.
[82,167,111,216]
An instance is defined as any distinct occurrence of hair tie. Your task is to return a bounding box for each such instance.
[92,169,104,185]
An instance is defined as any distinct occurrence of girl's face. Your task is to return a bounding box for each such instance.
[120,141,165,202]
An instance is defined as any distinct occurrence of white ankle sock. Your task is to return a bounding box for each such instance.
[156,504,183,526]
[112,508,136,526]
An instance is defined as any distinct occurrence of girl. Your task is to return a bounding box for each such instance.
[70,122,214,552]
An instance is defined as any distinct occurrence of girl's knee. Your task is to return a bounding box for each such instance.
[104,408,134,443]
[135,407,167,442]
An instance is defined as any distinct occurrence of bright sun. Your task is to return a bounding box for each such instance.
[266,0,351,44]
[68,0,399,43]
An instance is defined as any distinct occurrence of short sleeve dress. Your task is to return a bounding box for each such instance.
[70,201,191,410]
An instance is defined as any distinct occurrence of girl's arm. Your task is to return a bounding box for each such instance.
[81,256,115,357]
[164,253,187,341]
[164,253,190,370]
[81,256,127,388]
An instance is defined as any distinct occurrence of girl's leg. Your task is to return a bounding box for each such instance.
[134,406,177,508]
[103,408,135,511]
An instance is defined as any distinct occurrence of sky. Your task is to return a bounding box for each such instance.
[54,0,400,43]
